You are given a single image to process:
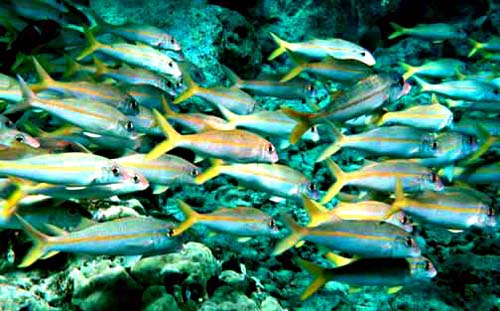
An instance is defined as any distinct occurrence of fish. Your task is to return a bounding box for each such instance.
[146,109,278,163]
[126,84,167,109]
[29,57,139,116]
[302,195,413,232]
[162,96,234,133]
[468,36,500,57]
[172,200,279,237]
[126,105,162,136]
[0,73,22,103]
[386,180,496,230]
[10,0,73,25]
[91,12,181,51]
[414,131,478,168]
[446,99,500,113]
[375,95,453,131]
[77,29,182,80]
[388,22,466,41]
[413,76,500,102]
[280,55,372,83]
[115,153,200,194]
[9,172,149,203]
[222,65,317,100]
[216,103,320,143]
[63,55,97,79]
[173,73,256,115]
[16,215,181,267]
[93,57,180,94]
[443,162,500,185]
[283,73,411,143]
[0,129,40,149]
[13,76,138,139]
[0,152,135,186]
[272,214,421,258]
[268,32,376,66]
[322,159,443,204]
[399,58,465,80]
[296,256,437,300]
[194,160,319,201]
[316,125,440,162]
[0,203,95,232]
[0,115,14,130]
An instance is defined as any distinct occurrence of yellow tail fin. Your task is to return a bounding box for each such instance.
[77,28,104,61]
[467,39,484,58]
[272,213,307,256]
[268,32,289,61]
[0,180,27,219]
[30,57,56,92]
[194,159,223,184]
[385,178,406,219]
[324,252,356,267]
[281,107,316,144]
[93,56,108,77]
[302,194,331,227]
[173,72,200,104]
[463,124,493,164]
[399,62,417,80]
[280,52,307,82]
[388,22,406,40]
[321,159,347,204]
[172,200,201,236]
[295,258,330,300]
[316,124,344,162]
[15,214,53,268]
[412,75,433,93]
[63,55,81,78]
[145,109,182,160]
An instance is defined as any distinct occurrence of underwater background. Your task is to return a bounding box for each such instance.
[0,0,499,310]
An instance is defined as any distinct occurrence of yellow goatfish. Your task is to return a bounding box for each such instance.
[146,110,278,163]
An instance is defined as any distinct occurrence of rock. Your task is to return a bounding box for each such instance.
[141,286,181,311]
[70,260,143,311]
[200,286,258,311]
[131,242,219,295]
[260,296,286,311]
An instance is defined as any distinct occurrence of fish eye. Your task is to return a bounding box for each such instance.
[429,172,437,183]
[307,183,317,192]
[404,237,414,248]
[132,174,140,184]
[300,98,306,104]
[111,166,120,177]
[311,125,317,133]
[166,80,173,88]
[487,207,494,217]
[493,89,499,95]
[400,215,410,225]
[269,219,276,228]
[266,143,275,154]
[125,121,135,132]
[398,76,405,87]
[15,134,25,142]
[431,141,438,150]
[167,228,175,237]
[128,98,139,110]
[170,38,175,44]
[360,51,366,57]
[467,135,475,146]
[424,260,432,271]
[306,84,314,92]
[168,61,173,68]
[68,207,77,215]
[5,119,13,127]
[190,168,199,177]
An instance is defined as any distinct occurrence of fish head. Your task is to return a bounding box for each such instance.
[388,211,414,233]
[0,129,40,148]
[119,95,141,116]
[301,181,321,201]
[124,170,150,191]
[420,171,444,192]
[156,34,182,52]
[180,164,201,184]
[408,256,438,280]
[260,141,279,163]
[393,235,421,258]
[163,59,183,81]
[460,134,479,156]
[388,74,411,101]
[0,116,14,129]
[116,119,140,139]
[474,205,496,228]
[58,205,96,231]
[303,125,321,142]
[350,48,376,66]
[97,162,137,185]
[421,133,440,157]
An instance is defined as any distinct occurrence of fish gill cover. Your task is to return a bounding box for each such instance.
[0,0,498,310]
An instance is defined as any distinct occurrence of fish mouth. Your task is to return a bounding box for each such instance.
[401,82,412,96]
[26,138,41,148]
